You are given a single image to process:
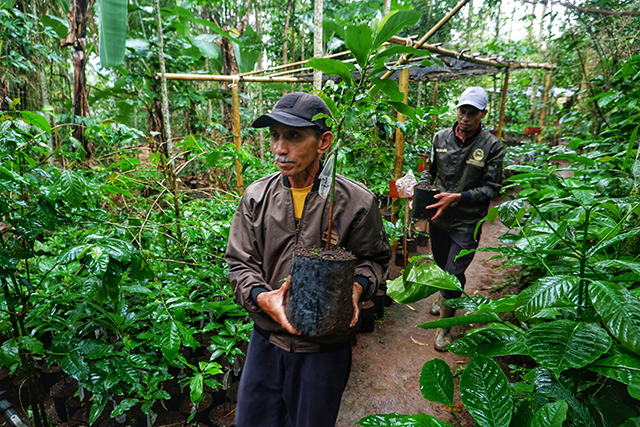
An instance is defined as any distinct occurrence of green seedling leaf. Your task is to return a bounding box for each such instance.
[447,323,527,357]
[418,313,499,330]
[61,353,90,382]
[524,320,612,374]
[357,412,454,426]
[307,58,355,86]
[588,354,640,399]
[20,111,51,134]
[419,359,454,406]
[497,199,524,228]
[89,393,109,424]
[370,77,404,102]
[190,373,204,405]
[460,355,513,427]
[515,275,578,322]
[0,339,19,367]
[18,336,44,355]
[345,24,373,69]
[373,10,421,50]
[161,320,181,361]
[111,398,139,417]
[530,400,568,427]
[58,170,85,208]
[590,280,640,354]
[387,256,460,304]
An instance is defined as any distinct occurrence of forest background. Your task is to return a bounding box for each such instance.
[1,0,640,426]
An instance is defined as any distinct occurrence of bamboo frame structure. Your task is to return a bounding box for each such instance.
[497,68,511,139]
[537,70,553,143]
[231,78,244,195]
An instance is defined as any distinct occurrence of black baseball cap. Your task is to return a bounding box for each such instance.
[252,92,332,132]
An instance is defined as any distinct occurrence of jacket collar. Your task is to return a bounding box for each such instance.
[452,122,483,145]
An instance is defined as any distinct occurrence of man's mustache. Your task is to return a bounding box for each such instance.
[274,155,294,163]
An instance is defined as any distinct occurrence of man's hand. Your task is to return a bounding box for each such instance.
[349,282,364,328]
[256,276,300,335]
[426,192,461,220]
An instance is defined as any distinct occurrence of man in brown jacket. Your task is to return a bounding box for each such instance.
[225,92,391,427]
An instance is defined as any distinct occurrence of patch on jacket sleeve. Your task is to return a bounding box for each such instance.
[466,148,485,167]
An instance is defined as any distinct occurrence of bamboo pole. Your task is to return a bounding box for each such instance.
[231,78,244,195]
[381,0,471,80]
[158,73,310,82]
[393,68,410,180]
[431,80,439,134]
[537,70,553,143]
[387,36,555,70]
[496,68,510,139]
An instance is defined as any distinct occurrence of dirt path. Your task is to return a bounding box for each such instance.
[336,195,518,427]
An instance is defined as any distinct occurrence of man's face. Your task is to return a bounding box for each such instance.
[269,122,329,183]
[456,105,487,133]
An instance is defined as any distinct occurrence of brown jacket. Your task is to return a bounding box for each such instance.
[225,169,391,352]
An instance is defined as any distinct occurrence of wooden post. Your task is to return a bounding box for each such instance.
[393,68,410,181]
[496,67,510,139]
[537,70,552,143]
[231,78,244,195]
[431,80,439,134]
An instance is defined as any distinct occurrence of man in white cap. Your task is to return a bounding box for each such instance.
[419,86,506,351]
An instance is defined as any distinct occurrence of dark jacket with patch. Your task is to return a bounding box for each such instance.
[421,123,506,234]
[225,167,391,352]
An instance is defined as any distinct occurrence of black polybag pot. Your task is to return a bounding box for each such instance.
[286,248,356,337]
[412,184,440,220]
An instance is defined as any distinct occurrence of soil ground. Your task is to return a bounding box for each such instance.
[335,194,519,427]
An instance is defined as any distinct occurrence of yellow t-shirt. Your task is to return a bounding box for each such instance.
[291,184,313,229]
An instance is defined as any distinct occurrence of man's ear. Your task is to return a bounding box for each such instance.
[480,109,488,119]
[317,131,333,154]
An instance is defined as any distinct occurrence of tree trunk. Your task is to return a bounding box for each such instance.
[383,0,391,15]
[313,0,323,90]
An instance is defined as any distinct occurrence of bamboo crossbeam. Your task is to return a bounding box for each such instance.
[238,50,353,77]
[157,73,310,82]
[388,36,556,70]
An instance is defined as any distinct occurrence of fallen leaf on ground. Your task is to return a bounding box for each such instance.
[410,336,426,346]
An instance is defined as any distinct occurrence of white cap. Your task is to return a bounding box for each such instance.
[456,87,488,110]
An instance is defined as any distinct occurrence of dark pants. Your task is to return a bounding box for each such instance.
[235,328,352,427]
[429,224,479,299]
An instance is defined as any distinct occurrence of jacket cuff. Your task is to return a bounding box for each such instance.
[250,286,269,306]
[354,275,371,300]
[460,191,472,203]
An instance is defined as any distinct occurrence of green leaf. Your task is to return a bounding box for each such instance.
[18,336,44,355]
[620,418,640,427]
[111,398,139,417]
[307,58,355,86]
[89,392,109,424]
[372,45,426,62]
[59,170,85,208]
[459,355,513,427]
[387,255,462,304]
[20,112,51,134]
[0,339,19,367]
[345,24,373,69]
[390,101,416,121]
[588,354,640,400]
[370,77,404,102]
[497,199,524,228]
[97,0,127,68]
[190,34,220,59]
[447,323,527,357]
[590,280,640,354]
[419,359,454,406]
[515,276,578,321]
[161,321,180,361]
[190,373,204,405]
[418,313,499,330]
[530,400,568,427]
[61,353,90,382]
[373,10,422,50]
[524,320,612,374]
[357,413,454,426]
[42,14,69,38]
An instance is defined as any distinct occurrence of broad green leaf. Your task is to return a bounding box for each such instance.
[387,257,460,304]
[447,323,527,357]
[42,14,69,38]
[419,359,454,406]
[161,321,181,361]
[460,355,512,427]
[345,24,373,69]
[190,373,204,405]
[590,280,640,354]
[373,45,425,62]
[59,170,85,208]
[588,354,640,400]
[111,398,139,417]
[307,58,355,86]
[530,400,568,427]
[0,339,19,367]
[390,101,416,121]
[515,276,578,321]
[373,10,422,50]
[18,336,44,355]
[191,34,220,59]
[498,199,524,228]
[525,320,612,374]
[370,77,404,102]
[620,418,640,427]
[20,112,51,134]
[97,0,127,68]
[357,413,454,426]
[418,313,499,330]
[61,353,90,382]
[89,392,109,424]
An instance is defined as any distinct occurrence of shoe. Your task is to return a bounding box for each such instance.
[433,305,456,351]
[430,294,442,316]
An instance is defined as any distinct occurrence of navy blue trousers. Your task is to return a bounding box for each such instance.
[429,224,479,299]
[235,328,352,427]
